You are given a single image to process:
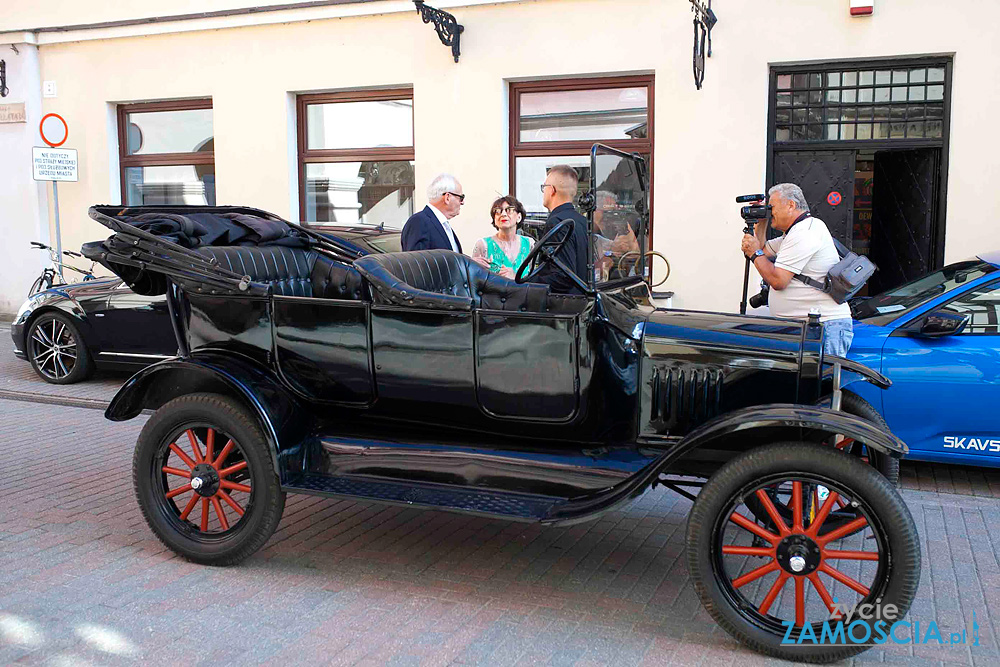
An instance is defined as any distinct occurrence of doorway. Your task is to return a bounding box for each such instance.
[767,56,952,293]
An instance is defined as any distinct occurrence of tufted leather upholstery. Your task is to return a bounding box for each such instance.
[195,246,364,300]
[354,250,549,313]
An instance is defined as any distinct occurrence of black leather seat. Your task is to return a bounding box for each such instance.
[354,250,549,313]
[195,246,364,300]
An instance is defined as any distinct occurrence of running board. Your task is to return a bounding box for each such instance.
[285,473,563,521]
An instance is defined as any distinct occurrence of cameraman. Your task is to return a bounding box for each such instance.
[740,183,854,356]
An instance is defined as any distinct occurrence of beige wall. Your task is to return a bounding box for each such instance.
[8,0,1000,313]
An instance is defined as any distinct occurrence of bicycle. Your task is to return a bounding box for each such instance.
[28,241,98,297]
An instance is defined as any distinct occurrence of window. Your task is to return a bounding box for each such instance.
[771,61,949,143]
[510,76,653,227]
[941,281,1000,335]
[297,89,415,227]
[118,99,215,206]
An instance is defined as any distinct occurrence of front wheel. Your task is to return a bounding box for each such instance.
[27,311,94,384]
[687,442,919,663]
[133,393,285,565]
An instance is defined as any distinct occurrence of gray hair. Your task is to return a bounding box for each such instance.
[768,183,810,213]
[427,173,460,201]
[596,190,617,206]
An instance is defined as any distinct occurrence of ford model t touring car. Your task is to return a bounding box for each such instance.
[84,146,919,662]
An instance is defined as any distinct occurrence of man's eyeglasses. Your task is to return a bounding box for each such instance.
[539,184,554,193]
[446,192,466,203]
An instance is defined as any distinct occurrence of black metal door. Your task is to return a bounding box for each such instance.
[869,149,938,294]
[773,151,855,247]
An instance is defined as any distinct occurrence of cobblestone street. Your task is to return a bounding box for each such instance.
[2,329,1000,666]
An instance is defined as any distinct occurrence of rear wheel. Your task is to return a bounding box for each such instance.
[133,393,285,565]
[687,442,919,663]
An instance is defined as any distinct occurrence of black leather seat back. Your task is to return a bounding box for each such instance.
[196,246,364,300]
[355,250,549,313]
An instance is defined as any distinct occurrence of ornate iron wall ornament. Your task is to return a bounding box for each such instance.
[413,0,464,63]
[690,0,718,90]
[0,60,8,98]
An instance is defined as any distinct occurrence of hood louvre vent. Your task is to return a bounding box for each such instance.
[650,366,723,430]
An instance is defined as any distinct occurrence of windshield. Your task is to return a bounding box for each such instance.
[591,146,648,285]
[852,259,998,325]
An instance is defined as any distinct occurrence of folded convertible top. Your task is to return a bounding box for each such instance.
[84,205,356,296]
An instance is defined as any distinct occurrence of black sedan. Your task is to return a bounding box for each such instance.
[11,226,401,383]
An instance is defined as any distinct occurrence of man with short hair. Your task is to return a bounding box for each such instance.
[741,183,854,356]
[534,165,589,294]
[401,174,464,252]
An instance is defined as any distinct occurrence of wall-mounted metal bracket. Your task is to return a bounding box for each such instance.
[413,1,464,63]
[690,0,718,90]
[0,60,8,98]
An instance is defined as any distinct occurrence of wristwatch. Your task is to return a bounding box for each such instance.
[752,249,765,260]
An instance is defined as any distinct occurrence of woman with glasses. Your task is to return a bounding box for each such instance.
[472,196,535,280]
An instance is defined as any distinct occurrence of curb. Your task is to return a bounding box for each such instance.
[0,388,110,411]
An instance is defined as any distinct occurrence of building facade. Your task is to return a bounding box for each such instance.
[0,0,995,316]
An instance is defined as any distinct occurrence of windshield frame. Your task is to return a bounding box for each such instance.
[588,144,649,291]
[851,259,999,326]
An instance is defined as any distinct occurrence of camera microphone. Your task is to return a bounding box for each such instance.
[735,194,766,203]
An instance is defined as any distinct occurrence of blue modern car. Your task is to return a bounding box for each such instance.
[844,251,1000,467]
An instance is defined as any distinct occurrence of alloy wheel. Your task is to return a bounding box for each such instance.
[29,317,78,381]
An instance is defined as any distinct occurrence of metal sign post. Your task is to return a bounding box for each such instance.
[32,113,76,281]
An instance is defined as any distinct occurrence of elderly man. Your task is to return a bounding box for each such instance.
[401,174,464,252]
[741,183,854,356]
[533,165,589,294]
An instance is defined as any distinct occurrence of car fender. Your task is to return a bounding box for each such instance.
[106,350,309,482]
[674,403,907,458]
[543,403,907,526]
[18,294,96,348]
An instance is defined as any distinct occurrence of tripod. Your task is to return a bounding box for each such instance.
[739,220,755,315]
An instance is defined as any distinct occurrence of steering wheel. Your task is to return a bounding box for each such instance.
[514,218,591,294]
[616,250,671,287]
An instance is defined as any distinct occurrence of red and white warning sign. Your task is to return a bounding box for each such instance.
[33,113,77,182]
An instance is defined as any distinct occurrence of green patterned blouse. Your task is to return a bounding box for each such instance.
[480,235,534,274]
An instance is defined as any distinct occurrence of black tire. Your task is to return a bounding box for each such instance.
[133,393,286,565]
[686,442,920,663]
[838,391,900,487]
[26,311,94,384]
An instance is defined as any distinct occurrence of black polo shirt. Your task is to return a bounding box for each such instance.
[534,202,589,295]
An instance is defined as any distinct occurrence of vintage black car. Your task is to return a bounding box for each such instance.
[11,227,402,384]
[83,147,919,663]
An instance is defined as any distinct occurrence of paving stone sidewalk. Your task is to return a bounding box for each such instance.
[1,397,999,666]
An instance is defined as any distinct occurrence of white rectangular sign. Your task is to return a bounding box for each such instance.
[32,146,78,182]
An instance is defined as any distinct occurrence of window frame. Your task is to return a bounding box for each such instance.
[509,75,655,240]
[296,87,415,224]
[117,98,215,206]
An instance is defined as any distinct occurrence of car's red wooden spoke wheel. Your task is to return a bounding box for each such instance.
[160,427,252,534]
[720,478,883,631]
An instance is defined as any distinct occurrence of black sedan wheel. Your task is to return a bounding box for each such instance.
[133,393,285,565]
[27,312,94,384]
[687,442,919,663]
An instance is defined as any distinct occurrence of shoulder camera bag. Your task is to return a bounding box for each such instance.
[794,238,876,304]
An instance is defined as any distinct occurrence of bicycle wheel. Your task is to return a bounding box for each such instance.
[28,273,51,297]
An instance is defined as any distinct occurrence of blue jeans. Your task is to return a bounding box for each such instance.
[823,318,854,357]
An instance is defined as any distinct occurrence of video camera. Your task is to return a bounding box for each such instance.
[736,193,772,314]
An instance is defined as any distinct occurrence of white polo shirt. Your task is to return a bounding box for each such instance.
[764,216,852,322]
[428,204,460,253]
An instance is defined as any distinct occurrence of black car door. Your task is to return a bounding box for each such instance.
[92,281,176,359]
